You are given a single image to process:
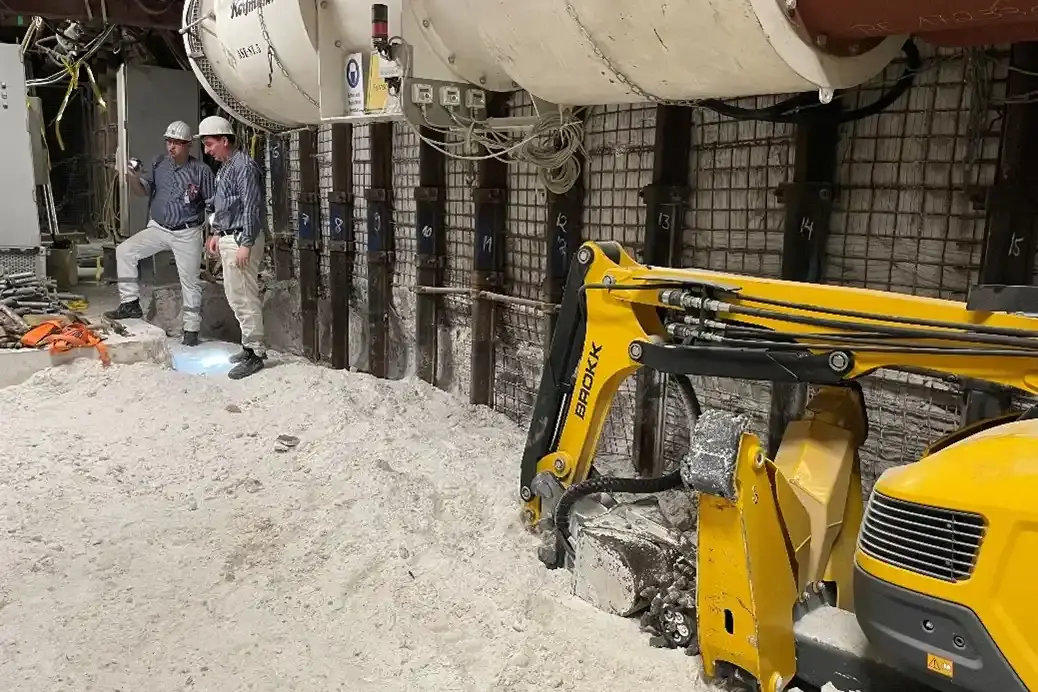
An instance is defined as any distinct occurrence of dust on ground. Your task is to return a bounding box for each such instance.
[0,359,720,691]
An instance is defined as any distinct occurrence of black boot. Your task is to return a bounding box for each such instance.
[182,331,199,347]
[104,299,143,320]
[228,349,265,380]
[229,348,250,363]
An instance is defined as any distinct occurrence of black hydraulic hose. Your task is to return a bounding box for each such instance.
[552,374,701,549]
[700,322,1038,354]
[707,336,1038,358]
[720,301,1038,351]
[554,470,684,547]
[583,279,1038,347]
[584,274,1038,343]
[731,292,1038,341]
[698,39,921,125]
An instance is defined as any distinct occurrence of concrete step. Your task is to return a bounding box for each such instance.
[0,319,171,389]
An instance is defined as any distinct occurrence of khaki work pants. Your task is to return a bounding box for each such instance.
[219,233,266,355]
[116,219,204,332]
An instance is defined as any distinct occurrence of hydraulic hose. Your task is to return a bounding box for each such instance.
[697,39,922,125]
[554,470,685,547]
[553,373,701,547]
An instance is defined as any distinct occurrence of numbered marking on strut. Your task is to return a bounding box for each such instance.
[556,234,568,259]
[301,212,310,228]
[373,212,382,235]
[271,143,281,159]
[800,216,814,239]
[1009,232,1023,257]
[555,213,569,258]
[333,215,345,235]
[658,212,671,231]
[421,225,433,238]
[482,235,493,254]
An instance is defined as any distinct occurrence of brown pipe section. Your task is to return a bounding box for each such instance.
[793,0,1038,48]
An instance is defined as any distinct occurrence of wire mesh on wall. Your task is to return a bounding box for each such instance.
[685,98,794,277]
[831,45,1009,486]
[317,125,333,286]
[392,125,420,290]
[263,44,1013,490]
[581,104,656,475]
[679,95,798,454]
[352,125,371,309]
[828,46,1005,298]
[493,92,549,427]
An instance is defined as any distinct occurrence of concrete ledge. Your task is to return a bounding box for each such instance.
[0,319,172,389]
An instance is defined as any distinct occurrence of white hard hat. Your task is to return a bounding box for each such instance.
[197,115,235,138]
[163,120,192,141]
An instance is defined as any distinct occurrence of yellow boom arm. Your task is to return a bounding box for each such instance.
[519,240,1038,523]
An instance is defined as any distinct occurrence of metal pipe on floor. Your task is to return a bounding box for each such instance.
[411,285,559,313]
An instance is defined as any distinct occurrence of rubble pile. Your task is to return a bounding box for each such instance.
[0,272,86,349]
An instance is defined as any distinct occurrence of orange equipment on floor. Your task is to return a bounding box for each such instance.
[19,319,110,366]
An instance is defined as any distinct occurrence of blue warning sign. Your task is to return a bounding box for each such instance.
[346,58,361,89]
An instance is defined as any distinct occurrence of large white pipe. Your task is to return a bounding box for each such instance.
[183,0,906,129]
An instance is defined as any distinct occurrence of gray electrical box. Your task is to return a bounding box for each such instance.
[26,95,50,186]
[0,42,44,277]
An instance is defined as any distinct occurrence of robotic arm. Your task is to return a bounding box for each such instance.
[521,239,1038,525]
[519,240,1038,692]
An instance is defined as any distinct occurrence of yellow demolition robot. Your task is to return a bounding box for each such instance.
[518,240,1038,692]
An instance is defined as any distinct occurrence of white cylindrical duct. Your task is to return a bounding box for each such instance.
[185,0,906,129]
[450,0,905,105]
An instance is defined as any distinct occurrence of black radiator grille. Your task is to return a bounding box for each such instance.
[859,492,986,582]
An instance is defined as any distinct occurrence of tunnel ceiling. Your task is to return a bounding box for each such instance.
[0,0,181,30]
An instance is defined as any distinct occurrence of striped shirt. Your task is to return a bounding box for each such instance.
[141,155,215,229]
[208,149,265,247]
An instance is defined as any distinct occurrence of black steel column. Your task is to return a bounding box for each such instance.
[366,122,395,379]
[415,128,446,385]
[470,94,509,407]
[963,42,1038,423]
[328,124,355,370]
[297,129,321,362]
[544,150,585,357]
[632,105,693,477]
[270,134,293,279]
[767,105,841,456]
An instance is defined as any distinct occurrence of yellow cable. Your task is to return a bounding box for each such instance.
[83,64,107,112]
[53,57,80,151]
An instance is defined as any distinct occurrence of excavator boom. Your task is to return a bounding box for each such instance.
[521,240,1038,516]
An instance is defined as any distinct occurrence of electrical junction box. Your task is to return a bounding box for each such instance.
[412,83,433,105]
[465,88,486,110]
[0,43,44,278]
[439,86,461,108]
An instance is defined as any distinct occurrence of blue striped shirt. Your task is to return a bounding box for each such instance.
[141,155,215,229]
[208,149,265,247]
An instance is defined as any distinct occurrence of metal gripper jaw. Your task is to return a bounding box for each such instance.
[680,409,752,501]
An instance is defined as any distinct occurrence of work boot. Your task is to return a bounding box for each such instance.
[228,349,265,380]
[104,299,143,320]
[229,348,250,363]
[182,331,199,347]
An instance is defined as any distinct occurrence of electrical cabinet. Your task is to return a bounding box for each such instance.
[0,42,44,277]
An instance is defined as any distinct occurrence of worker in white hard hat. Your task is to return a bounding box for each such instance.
[104,120,216,346]
[198,114,268,379]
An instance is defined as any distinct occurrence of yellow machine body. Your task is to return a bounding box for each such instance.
[518,240,1038,692]
[854,418,1038,691]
